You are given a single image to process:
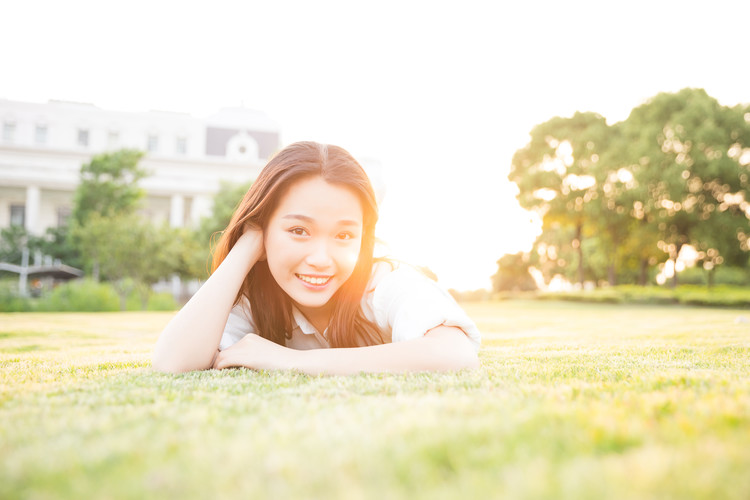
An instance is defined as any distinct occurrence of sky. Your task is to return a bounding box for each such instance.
[3,0,749,290]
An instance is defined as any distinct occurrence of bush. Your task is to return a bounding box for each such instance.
[0,279,179,313]
[143,292,178,311]
[0,280,32,312]
[677,266,750,287]
[124,290,178,311]
[537,284,750,308]
[38,279,120,312]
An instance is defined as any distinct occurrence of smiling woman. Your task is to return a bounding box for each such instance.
[152,141,481,375]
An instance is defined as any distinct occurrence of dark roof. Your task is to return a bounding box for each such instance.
[0,262,84,280]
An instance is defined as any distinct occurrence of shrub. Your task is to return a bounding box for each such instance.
[537,284,750,308]
[124,289,178,311]
[144,292,178,311]
[677,266,750,287]
[38,280,120,312]
[0,279,32,312]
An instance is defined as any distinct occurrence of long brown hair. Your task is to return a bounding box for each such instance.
[211,141,383,347]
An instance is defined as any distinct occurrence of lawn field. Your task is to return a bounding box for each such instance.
[1,301,749,499]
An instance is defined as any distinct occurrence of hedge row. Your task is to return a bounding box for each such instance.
[535,285,750,308]
[0,279,178,312]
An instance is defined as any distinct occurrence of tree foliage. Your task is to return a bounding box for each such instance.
[191,180,253,275]
[619,88,750,286]
[492,253,537,292]
[72,149,147,225]
[70,149,148,279]
[195,180,253,247]
[505,88,750,289]
[74,213,182,309]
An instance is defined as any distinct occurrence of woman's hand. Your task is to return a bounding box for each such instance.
[235,225,266,266]
[212,334,299,371]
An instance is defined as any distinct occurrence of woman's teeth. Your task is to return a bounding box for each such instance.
[297,274,331,285]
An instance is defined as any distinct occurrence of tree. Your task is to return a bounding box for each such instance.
[195,180,253,247]
[37,226,83,269]
[492,253,537,292]
[507,89,750,289]
[509,112,615,286]
[620,88,750,287]
[71,149,147,225]
[74,213,179,310]
[0,226,43,266]
[70,149,147,279]
[191,180,253,275]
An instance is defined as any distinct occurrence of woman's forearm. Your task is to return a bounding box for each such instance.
[152,231,263,373]
[291,326,479,375]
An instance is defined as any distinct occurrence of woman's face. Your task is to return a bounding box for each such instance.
[264,176,364,315]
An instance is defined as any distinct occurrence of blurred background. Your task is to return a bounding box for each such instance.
[1,0,749,310]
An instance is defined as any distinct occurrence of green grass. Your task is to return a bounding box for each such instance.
[1,302,749,499]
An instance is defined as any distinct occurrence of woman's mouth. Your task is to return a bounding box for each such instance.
[295,274,333,287]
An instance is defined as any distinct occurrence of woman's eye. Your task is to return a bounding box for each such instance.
[336,232,354,240]
[289,227,308,236]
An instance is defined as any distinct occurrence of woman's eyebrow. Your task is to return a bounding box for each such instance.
[282,214,315,223]
[281,214,361,226]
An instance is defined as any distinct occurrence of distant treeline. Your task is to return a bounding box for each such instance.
[495,88,750,291]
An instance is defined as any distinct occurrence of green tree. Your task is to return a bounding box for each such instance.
[191,180,253,274]
[38,226,83,269]
[71,149,147,225]
[74,213,179,310]
[70,149,147,279]
[509,112,614,286]
[492,252,537,292]
[195,180,253,247]
[172,227,211,282]
[620,88,750,287]
[0,226,44,266]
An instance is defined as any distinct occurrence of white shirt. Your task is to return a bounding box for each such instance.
[219,262,482,352]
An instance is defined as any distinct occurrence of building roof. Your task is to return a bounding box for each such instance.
[205,107,280,133]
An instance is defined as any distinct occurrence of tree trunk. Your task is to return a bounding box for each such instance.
[639,258,649,286]
[575,223,584,286]
[92,258,100,282]
[670,243,683,289]
[138,286,150,310]
[608,263,616,286]
[707,267,715,289]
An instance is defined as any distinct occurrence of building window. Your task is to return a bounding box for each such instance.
[147,134,159,153]
[77,129,89,147]
[3,122,15,143]
[108,131,119,149]
[57,207,72,227]
[10,204,25,227]
[35,125,48,145]
[176,136,187,155]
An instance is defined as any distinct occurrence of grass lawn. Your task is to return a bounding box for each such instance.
[1,301,749,499]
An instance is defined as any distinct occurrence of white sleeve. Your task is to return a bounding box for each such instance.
[370,265,481,352]
[218,299,258,351]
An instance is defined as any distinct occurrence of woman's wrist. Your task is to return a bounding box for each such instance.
[228,230,265,273]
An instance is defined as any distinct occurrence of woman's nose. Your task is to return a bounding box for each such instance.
[305,239,333,268]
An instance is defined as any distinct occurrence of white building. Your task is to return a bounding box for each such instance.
[0,98,280,236]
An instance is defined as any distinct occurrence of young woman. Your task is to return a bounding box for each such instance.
[153,141,480,375]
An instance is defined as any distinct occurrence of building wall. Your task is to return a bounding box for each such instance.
[0,99,280,236]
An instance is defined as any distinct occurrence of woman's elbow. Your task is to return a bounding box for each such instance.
[448,341,479,370]
[151,348,211,374]
[152,352,185,374]
[425,326,480,371]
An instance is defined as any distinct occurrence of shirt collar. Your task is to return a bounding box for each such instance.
[291,306,319,336]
